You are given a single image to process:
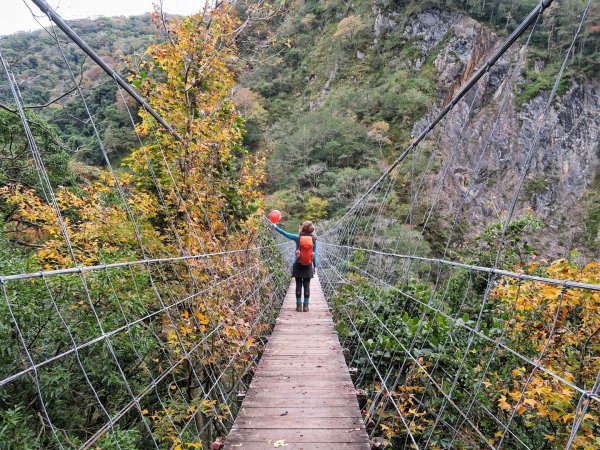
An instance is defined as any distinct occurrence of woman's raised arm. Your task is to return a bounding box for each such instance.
[274,225,299,242]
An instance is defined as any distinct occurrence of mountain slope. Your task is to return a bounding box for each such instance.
[237,0,599,260]
[0,15,158,164]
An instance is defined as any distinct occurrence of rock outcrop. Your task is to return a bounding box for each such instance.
[381,7,599,259]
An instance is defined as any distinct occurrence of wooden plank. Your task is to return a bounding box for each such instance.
[224,443,370,450]
[224,276,369,448]
[255,356,347,363]
[261,351,341,356]
[246,385,357,394]
[250,368,350,384]
[256,363,349,371]
[249,381,356,390]
[231,417,363,429]
[243,390,358,400]
[257,359,346,365]
[238,406,362,418]
[239,398,358,408]
[266,335,336,339]
[226,428,369,443]
[267,342,341,345]
[253,369,351,376]
[263,347,342,352]
[250,372,350,379]
[255,361,348,368]
[254,362,350,369]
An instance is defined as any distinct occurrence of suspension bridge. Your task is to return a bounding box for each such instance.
[0,0,598,449]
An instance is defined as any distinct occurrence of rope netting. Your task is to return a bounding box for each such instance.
[0,1,294,448]
[318,0,599,448]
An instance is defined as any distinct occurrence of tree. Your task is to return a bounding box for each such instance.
[367,121,392,156]
[333,15,367,44]
[0,5,272,448]
[0,110,74,192]
[127,5,264,252]
[304,195,328,221]
[267,109,373,189]
[232,87,268,148]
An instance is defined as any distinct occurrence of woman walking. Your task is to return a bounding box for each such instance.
[273,221,318,312]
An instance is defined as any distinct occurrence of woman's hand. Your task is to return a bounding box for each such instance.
[262,214,275,228]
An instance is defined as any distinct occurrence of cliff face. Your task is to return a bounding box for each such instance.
[241,0,598,259]
[382,7,599,258]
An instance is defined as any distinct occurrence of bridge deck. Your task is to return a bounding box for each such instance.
[224,276,370,449]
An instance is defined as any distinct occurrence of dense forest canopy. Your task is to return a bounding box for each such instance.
[0,14,157,165]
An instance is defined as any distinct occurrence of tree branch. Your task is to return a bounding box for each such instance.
[9,239,44,248]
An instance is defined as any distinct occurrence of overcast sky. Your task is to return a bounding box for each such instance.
[1,0,205,36]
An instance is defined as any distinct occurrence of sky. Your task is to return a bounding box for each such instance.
[1,0,205,36]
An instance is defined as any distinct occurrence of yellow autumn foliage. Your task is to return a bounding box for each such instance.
[490,259,600,448]
[0,6,273,448]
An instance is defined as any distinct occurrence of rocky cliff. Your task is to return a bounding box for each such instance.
[382,7,600,259]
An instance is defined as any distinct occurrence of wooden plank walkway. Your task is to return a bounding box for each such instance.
[224,276,370,449]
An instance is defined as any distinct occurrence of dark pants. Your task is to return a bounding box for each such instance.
[295,277,311,305]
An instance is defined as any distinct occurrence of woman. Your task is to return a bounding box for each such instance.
[273,221,318,312]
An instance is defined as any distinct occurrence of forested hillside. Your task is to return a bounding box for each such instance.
[0,14,157,164]
[236,0,599,260]
[230,2,600,447]
[2,1,598,261]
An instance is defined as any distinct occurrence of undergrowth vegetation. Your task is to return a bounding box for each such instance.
[330,254,599,448]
